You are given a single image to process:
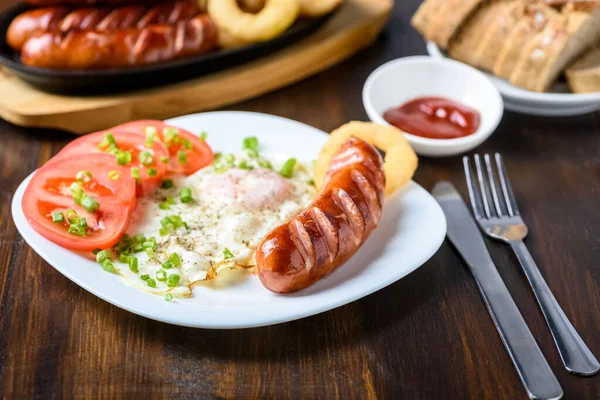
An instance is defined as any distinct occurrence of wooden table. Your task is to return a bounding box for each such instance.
[1,1,599,399]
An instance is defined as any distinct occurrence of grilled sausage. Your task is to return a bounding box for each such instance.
[20,14,218,69]
[256,137,386,294]
[7,0,200,51]
[25,0,155,5]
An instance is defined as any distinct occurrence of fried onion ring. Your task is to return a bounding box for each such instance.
[239,0,266,13]
[208,0,300,43]
[314,122,418,198]
[299,0,344,17]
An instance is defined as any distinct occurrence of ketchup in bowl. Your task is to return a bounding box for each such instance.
[383,97,480,139]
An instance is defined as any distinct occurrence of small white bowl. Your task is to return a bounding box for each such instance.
[363,56,504,157]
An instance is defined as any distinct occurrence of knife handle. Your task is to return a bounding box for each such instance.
[471,262,563,400]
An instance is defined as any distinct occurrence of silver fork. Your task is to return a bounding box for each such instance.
[464,153,600,377]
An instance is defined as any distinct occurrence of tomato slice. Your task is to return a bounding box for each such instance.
[54,130,169,197]
[23,153,136,252]
[113,120,214,175]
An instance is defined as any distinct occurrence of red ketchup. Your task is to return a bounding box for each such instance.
[383,97,480,139]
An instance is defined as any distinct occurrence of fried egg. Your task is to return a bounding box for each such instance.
[113,151,315,297]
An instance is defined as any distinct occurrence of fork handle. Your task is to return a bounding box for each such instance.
[510,240,600,376]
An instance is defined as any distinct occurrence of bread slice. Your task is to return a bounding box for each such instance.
[473,1,525,70]
[510,8,600,91]
[449,1,510,64]
[493,4,560,78]
[411,0,445,37]
[566,45,600,92]
[423,0,485,49]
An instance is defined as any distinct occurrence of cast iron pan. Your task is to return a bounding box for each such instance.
[0,3,335,95]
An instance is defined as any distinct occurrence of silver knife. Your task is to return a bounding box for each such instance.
[432,182,563,400]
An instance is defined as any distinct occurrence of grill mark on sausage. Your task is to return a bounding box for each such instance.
[311,206,339,263]
[333,188,365,246]
[288,219,316,271]
[351,169,382,224]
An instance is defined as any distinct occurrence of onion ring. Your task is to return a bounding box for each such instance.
[239,0,266,13]
[208,0,300,43]
[314,122,418,198]
[299,0,344,17]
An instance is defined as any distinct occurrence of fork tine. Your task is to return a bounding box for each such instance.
[484,154,504,217]
[463,156,484,219]
[495,153,520,217]
[474,154,493,218]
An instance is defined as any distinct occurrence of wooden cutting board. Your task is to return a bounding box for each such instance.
[0,0,392,134]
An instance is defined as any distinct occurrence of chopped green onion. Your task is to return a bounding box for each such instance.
[116,150,132,166]
[160,156,170,164]
[156,269,167,281]
[134,233,146,243]
[52,212,64,224]
[145,247,155,258]
[131,167,141,180]
[146,278,157,288]
[178,151,187,165]
[108,170,120,180]
[132,244,144,253]
[163,127,179,143]
[161,261,173,270]
[167,274,180,288]
[161,179,174,189]
[67,225,86,236]
[223,248,234,260]
[200,132,208,141]
[96,250,112,264]
[279,158,297,178]
[238,160,253,170]
[139,151,154,166]
[159,202,171,211]
[118,253,130,263]
[101,260,115,273]
[258,159,273,170]
[159,228,168,236]
[105,133,117,147]
[76,170,92,183]
[168,253,181,267]
[128,257,139,273]
[164,293,173,302]
[180,188,192,203]
[65,209,79,225]
[92,249,101,255]
[224,154,235,164]
[182,139,193,149]
[145,127,157,147]
[78,218,88,229]
[147,168,157,177]
[243,136,259,152]
[81,196,100,213]
[140,274,150,281]
[142,241,154,249]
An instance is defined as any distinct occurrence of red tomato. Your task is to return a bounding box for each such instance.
[54,130,169,197]
[22,153,136,252]
[114,120,214,175]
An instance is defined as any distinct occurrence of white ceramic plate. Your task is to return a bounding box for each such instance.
[427,42,600,117]
[11,112,447,329]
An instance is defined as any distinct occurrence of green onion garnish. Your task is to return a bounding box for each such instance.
[167,274,180,288]
[164,293,173,302]
[131,167,141,180]
[118,253,130,263]
[139,151,154,166]
[128,257,139,273]
[160,156,170,164]
[168,253,181,267]
[65,209,79,225]
[67,225,86,236]
[105,133,117,147]
[96,250,112,264]
[101,261,115,273]
[145,127,157,147]
[243,136,259,152]
[182,139,193,149]
[108,170,120,180]
[223,248,234,260]
[200,132,208,141]
[132,244,144,253]
[161,261,173,270]
[92,249,101,255]
[52,212,64,224]
[279,158,297,178]
[258,159,273,170]
[161,179,174,189]
[178,151,187,165]
[116,150,132,166]
[163,127,179,143]
[78,218,88,229]
[146,278,157,288]
[238,160,253,170]
[159,202,170,211]
[134,233,146,243]
[147,168,157,177]
[81,196,99,213]
[76,170,92,183]
[180,188,192,203]
[156,269,167,282]
[140,274,150,281]
[145,247,154,258]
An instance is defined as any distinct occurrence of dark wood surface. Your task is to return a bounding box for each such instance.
[1,1,599,399]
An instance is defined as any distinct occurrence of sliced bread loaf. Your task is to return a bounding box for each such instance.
[411,0,445,37]
[566,45,600,92]
[493,3,560,78]
[449,1,510,64]
[423,0,485,49]
[510,8,600,91]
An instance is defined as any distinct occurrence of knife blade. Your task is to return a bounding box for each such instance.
[432,182,563,400]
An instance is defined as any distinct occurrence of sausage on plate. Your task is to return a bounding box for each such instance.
[256,137,386,294]
[7,0,201,51]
